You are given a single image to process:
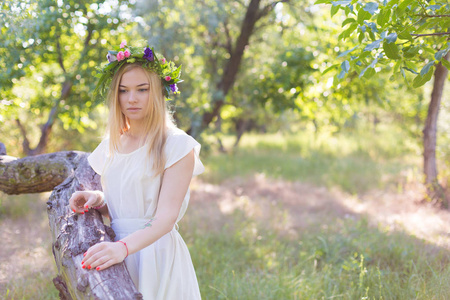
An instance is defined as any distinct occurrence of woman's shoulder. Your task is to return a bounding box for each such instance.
[165,126,199,149]
[166,126,187,137]
[163,126,204,174]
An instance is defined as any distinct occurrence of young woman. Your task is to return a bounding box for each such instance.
[69,41,204,299]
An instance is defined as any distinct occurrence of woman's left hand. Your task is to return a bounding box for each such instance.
[81,241,128,271]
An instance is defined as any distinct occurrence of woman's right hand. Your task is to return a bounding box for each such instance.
[69,191,103,214]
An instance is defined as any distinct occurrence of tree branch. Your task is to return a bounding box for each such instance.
[256,0,290,21]
[415,14,450,18]
[0,150,75,194]
[56,36,66,74]
[16,118,31,154]
[223,18,233,55]
[411,32,450,37]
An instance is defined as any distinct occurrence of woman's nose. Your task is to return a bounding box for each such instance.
[128,91,137,103]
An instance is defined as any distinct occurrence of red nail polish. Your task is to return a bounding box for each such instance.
[96,267,100,271]
[84,209,88,212]
[85,205,89,208]
[81,212,84,214]
[83,253,86,257]
[72,209,75,212]
[88,265,91,269]
[82,265,85,269]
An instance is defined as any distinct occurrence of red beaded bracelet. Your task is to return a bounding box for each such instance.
[117,240,129,258]
[93,202,106,209]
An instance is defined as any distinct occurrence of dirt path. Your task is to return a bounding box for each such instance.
[0,192,56,294]
[1,175,449,294]
[189,174,450,248]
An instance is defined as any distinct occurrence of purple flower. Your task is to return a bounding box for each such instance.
[106,52,117,63]
[143,47,154,61]
[169,84,178,93]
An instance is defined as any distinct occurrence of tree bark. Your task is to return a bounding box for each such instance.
[0,147,142,299]
[0,151,75,195]
[423,52,449,205]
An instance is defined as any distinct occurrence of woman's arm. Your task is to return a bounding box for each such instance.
[81,150,195,271]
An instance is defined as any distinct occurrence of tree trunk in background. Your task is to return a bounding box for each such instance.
[16,79,73,156]
[188,0,289,138]
[423,52,449,206]
[0,146,142,299]
[234,118,251,148]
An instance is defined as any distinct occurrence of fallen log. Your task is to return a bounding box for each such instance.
[0,145,142,299]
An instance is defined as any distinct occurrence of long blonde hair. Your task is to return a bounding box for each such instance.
[105,63,176,177]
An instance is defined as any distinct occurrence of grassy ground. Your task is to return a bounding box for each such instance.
[202,124,422,194]
[185,212,450,299]
[1,125,449,299]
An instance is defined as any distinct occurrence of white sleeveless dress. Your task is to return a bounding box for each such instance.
[87,127,204,300]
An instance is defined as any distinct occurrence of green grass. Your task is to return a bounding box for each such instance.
[183,211,450,300]
[2,270,59,300]
[203,124,422,194]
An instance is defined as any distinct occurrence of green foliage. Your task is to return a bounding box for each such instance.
[317,0,450,87]
[0,0,137,148]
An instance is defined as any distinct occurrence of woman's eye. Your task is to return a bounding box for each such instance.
[119,90,127,93]
[139,89,148,92]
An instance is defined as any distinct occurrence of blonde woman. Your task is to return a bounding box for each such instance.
[69,41,204,299]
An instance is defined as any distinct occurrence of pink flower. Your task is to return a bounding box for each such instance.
[120,40,127,48]
[161,58,166,64]
[117,51,125,61]
[165,76,171,81]
[124,49,131,58]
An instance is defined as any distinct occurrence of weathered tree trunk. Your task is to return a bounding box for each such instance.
[423,52,449,206]
[0,147,142,299]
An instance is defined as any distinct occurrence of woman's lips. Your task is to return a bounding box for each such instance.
[127,108,141,111]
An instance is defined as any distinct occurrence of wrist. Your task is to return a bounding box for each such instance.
[93,191,105,209]
[116,240,129,259]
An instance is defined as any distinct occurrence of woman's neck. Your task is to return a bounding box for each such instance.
[125,121,147,141]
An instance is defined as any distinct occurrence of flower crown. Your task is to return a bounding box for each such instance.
[93,40,182,100]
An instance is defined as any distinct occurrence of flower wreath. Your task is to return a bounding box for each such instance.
[93,40,182,100]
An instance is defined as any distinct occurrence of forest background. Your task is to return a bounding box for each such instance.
[1,0,450,299]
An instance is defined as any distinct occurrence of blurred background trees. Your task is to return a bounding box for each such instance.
[1,0,449,203]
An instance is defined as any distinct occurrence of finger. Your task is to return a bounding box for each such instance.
[69,192,85,214]
[95,258,116,271]
[89,254,111,270]
[84,193,98,210]
[82,243,106,266]
[68,191,79,210]
[82,253,100,269]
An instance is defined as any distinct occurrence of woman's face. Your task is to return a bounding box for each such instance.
[118,67,150,122]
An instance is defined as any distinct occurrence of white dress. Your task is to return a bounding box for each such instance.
[87,127,204,300]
